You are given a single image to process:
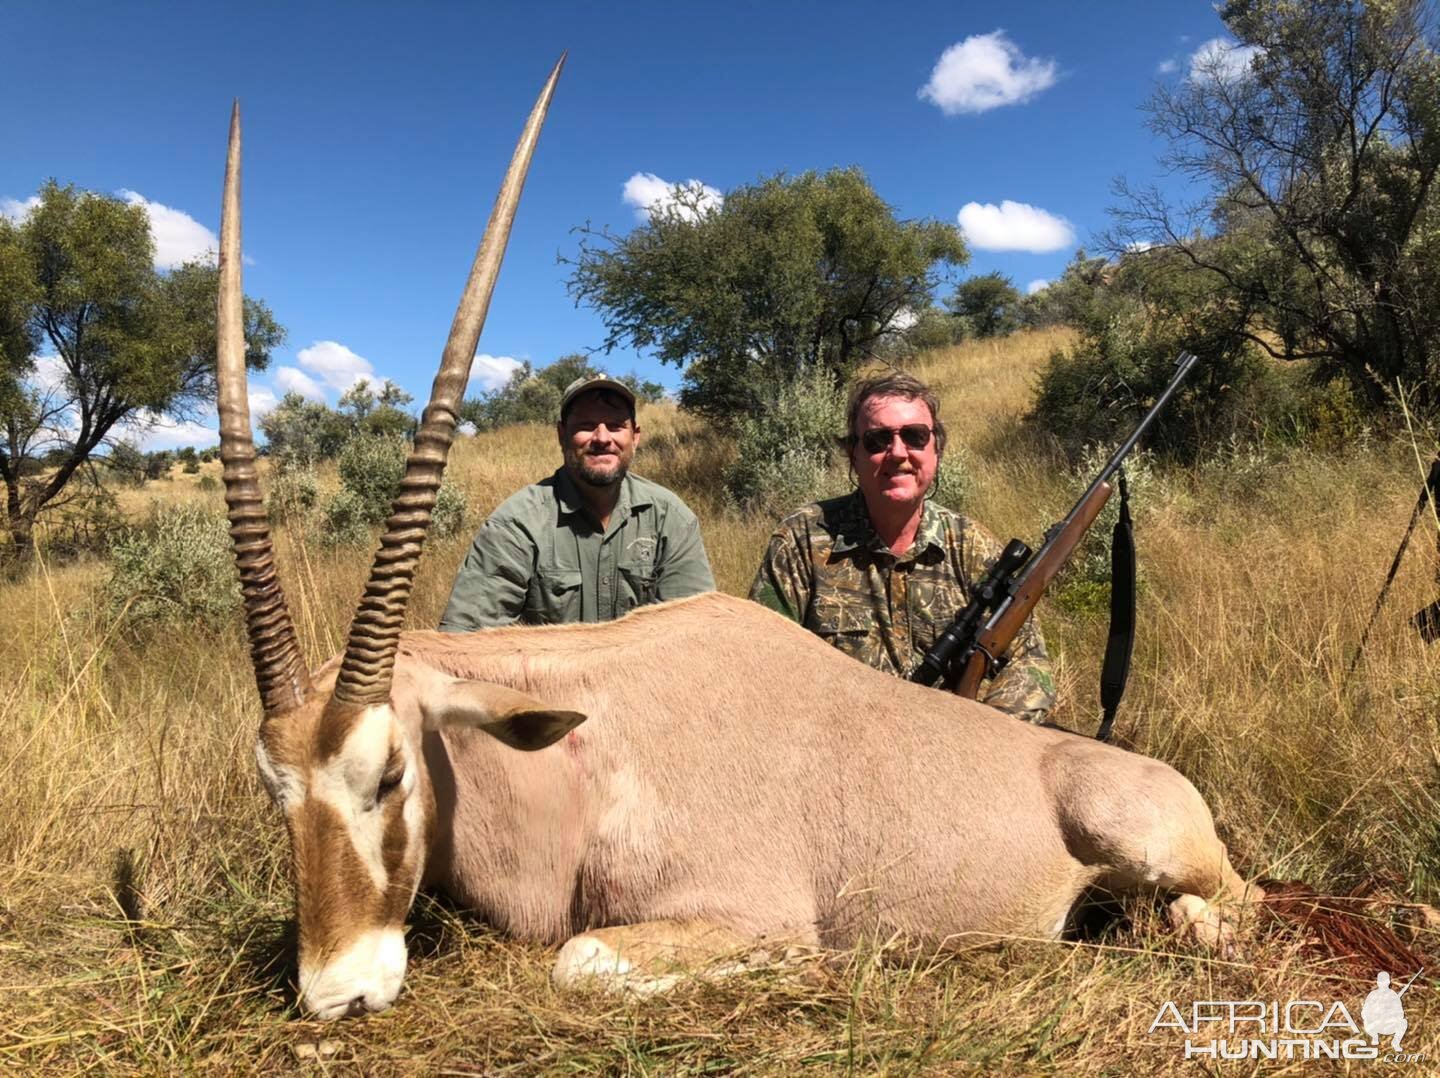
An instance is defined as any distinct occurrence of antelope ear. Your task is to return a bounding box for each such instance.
[420,676,587,751]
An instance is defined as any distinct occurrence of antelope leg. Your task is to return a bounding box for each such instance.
[552,919,806,995]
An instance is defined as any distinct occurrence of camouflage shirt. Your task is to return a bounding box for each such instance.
[748,490,1056,722]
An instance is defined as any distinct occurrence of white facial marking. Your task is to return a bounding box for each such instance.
[298,927,407,1020]
[308,705,404,892]
[254,739,303,807]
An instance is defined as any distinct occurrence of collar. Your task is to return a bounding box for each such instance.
[830,489,946,560]
[553,467,652,523]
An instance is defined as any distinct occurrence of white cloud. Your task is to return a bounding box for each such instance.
[248,384,279,417]
[1125,239,1158,253]
[957,200,1075,253]
[1025,279,1050,295]
[26,353,68,395]
[295,340,375,392]
[1,195,40,222]
[621,172,723,222]
[274,365,328,401]
[1188,37,1263,84]
[470,353,524,391]
[121,411,220,451]
[1157,58,1179,75]
[117,190,218,270]
[919,31,1058,115]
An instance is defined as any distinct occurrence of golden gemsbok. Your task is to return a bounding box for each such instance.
[218,59,1266,1021]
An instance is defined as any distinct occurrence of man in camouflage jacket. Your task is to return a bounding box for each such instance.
[749,372,1055,722]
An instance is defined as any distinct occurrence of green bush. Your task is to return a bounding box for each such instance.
[929,447,974,513]
[320,434,467,546]
[724,365,847,513]
[320,488,374,547]
[40,483,128,560]
[99,503,240,636]
[1051,444,1160,617]
[267,463,320,524]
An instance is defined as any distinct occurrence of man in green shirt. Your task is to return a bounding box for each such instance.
[439,375,715,630]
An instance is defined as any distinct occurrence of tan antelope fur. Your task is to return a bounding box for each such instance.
[215,62,1261,1021]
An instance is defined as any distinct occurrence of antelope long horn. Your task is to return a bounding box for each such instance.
[332,55,565,707]
[215,101,312,718]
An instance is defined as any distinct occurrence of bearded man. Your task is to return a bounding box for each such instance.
[749,371,1055,722]
[440,375,714,630]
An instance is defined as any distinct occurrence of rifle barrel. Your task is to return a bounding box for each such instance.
[1043,351,1197,557]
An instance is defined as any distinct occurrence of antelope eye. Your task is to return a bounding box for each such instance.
[376,759,405,802]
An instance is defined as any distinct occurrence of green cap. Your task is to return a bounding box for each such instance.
[558,375,637,420]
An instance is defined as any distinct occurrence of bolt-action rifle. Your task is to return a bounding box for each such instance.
[910,352,1199,726]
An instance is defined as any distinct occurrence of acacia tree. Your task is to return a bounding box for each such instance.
[0,181,282,560]
[948,272,1024,338]
[1111,0,1440,409]
[567,168,967,424]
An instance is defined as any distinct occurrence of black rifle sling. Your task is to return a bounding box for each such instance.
[1095,468,1136,743]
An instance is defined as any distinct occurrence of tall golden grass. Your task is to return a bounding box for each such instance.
[2,328,1437,1072]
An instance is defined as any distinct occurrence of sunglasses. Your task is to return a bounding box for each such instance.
[858,424,934,454]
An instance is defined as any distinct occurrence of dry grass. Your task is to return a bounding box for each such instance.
[3,328,1439,1072]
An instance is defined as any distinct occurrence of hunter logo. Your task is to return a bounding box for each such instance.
[627,536,658,568]
[1149,969,1425,1062]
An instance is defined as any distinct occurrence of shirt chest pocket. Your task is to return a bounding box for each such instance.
[529,566,583,625]
[808,597,871,647]
[617,555,658,610]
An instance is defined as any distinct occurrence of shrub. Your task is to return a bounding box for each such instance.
[929,447,974,513]
[1051,444,1160,617]
[267,463,320,524]
[99,503,240,636]
[724,365,847,513]
[39,483,128,561]
[336,435,406,521]
[320,488,374,547]
[197,475,219,493]
[320,434,467,545]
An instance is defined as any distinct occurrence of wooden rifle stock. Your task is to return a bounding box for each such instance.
[948,481,1114,697]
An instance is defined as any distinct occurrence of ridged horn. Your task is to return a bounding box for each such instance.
[215,101,312,718]
[332,55,565,707]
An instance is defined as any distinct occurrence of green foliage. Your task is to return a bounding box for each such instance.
[182,458,200,475]
[258,392,351,466]
[901,305,968,354]
[724,365,847,512]
[1049,446,1162,618]
[105,442,146,487]
[947,273,1023,339]
[39,481,127,561]
[320,435,466,545]
[929,448,974,513]
[1114,0,1440,412]
[99,502,241,636]
[0,181,282,558]
[460,354,664,432]
[567,168,967,425]
[266,463,319,524]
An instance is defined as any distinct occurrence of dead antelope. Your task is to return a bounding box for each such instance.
[218,60,1266,1021]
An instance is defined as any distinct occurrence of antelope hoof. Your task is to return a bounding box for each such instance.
[1168,893,1239,958]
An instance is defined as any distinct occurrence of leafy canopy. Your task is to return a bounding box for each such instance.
[1111,0,1440,410]
[567,168,966,424]
[0,181,282,557]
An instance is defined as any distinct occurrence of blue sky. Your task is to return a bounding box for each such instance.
[1,1,1246,449]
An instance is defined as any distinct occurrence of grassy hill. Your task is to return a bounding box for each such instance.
[2,328,1438,1071]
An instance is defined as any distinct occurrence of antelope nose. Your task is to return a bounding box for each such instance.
[345,996,368,1018]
